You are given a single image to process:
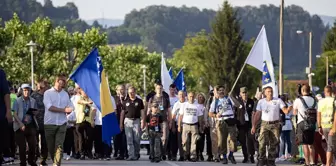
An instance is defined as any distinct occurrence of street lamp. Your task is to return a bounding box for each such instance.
[297,30,313,90]
[316,54,329,86]
[141,65,147,98]
[26,40,38,90]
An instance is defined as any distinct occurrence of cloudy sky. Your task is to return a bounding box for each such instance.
[36,0,336,19]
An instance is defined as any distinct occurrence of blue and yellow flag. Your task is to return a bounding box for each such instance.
[70,48,120,145]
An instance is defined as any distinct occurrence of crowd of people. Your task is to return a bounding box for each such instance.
[0,69,336,166]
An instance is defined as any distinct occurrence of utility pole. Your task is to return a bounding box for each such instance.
[279,0,284,95]
[309,31,313,89]
[326,56,329,86]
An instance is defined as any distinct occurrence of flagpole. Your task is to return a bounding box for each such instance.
[229,62,248,95]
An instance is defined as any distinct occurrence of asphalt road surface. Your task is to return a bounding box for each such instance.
[8,150,296,166]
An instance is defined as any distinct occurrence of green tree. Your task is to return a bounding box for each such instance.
[207,1,247,90]
[103,45,161,96]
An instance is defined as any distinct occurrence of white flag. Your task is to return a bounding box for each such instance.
[245,26,278,97]
[161,53,173,92]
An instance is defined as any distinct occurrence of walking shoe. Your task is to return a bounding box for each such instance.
[191,158,197,162]
[171,156,177,161]
[29,162,38,166]
[161,155,166,161]
[80,155,85,160]
[66,155,71,161]
[178,157,184,161]
[257,160,266,166]
[155,158,161,163]
[207,155,213,161]
[242,158,248,163]
[150,158,155,163]
[250,156,255,163]
[214,158,220,162]
[199,154,204,161]
[116,156,124,160]
[228,155,236,164]
[39,161,48,166]
[267,160,276,166]
[222,158,228,164]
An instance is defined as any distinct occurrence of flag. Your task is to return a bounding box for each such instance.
[70,48,120,145]
[245,26,278,97]
[168,67,173,80]
[161,53,173,92]
[209,85,213,91]
[173,68,186,91]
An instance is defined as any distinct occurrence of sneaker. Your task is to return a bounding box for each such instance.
[228,155,236,164]
[222,158,228,164]
[250,156,255,164]
[279,155,286,161]
[66,155,71,161]
[63,153,67,160]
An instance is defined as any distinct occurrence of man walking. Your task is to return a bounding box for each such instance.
[43,75,74,166]
[252,86,291,166]
[235,87,255,163]
[31,80,49,166]
[0,69,12,166]
[120,86,144,161]
[317,86,336,166]
[178,92,203,162]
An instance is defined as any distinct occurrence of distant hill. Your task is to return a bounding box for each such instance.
[319,15,336,26]
[86,18,123,27]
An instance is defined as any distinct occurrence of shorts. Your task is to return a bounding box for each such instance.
[296,121,315,145]
[322,128,336,153]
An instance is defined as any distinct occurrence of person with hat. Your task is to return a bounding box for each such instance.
[234,87,255,163]
[13,84,38,166]
[145,102,164,163]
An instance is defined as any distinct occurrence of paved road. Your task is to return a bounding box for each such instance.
[29,151,296,166]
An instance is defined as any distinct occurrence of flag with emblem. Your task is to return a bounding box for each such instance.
[168,67,173,80]
[173,68,186,91]
[245,25,278,97]
[69,48,120,146]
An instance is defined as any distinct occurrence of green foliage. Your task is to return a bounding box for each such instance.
[102,45,161,96]
[0,14,107,85]
[171,1,261,95]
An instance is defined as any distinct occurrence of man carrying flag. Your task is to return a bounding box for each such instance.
[69,48,120,148]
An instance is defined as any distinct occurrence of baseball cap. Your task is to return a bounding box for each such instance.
[21,84,31,89]
[240,87,247,93]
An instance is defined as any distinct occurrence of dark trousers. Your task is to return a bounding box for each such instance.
[196,127,212,156]
[78,121,94,156]
[4,122,15,158]
[63,127,75,156]
[0,119,9,165]
[15,125,37,166]
[238,124,255,158]
[314,132,326,164]
[94,125,111,158]
[113,130,127,157]
[169,125,184,158]
[36,124,48,162]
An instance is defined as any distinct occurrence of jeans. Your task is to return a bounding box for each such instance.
[124,118,140,159]
[280,130,292,156]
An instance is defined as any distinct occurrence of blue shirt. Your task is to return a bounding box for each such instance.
[0,69,10,120]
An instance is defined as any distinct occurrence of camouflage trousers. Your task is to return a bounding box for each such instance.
[258,121,281,161]
[217,120,237,155]
[149,130,162,160]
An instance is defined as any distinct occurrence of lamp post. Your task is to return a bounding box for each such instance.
[317,54,330,86]
[26,41,38,90]
[297,30,313,90]
[142,65,147,98]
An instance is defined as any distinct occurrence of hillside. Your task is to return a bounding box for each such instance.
[86,18,123,27]
[319,15,336,26]
[0,0,331,78]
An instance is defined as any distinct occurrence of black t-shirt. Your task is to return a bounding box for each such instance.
[122,97,144,119]
[146,113,163,132]
[0,69,9,120]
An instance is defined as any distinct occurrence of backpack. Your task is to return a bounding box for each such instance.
[298,96,317,131]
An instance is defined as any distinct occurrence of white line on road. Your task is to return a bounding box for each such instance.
[165,161,180,166]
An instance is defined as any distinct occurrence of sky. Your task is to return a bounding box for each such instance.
[36,0,336,20]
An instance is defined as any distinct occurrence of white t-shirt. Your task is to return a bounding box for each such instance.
[179,102,203,124]
[170,96,179,109]
[210,97,235,120]
[256,98,286,122]
[293,96,317,124]
[172,101,185,123]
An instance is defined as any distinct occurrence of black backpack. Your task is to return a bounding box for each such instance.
[298,96,317,131]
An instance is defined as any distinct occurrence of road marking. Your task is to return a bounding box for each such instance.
[165,161,180,166]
